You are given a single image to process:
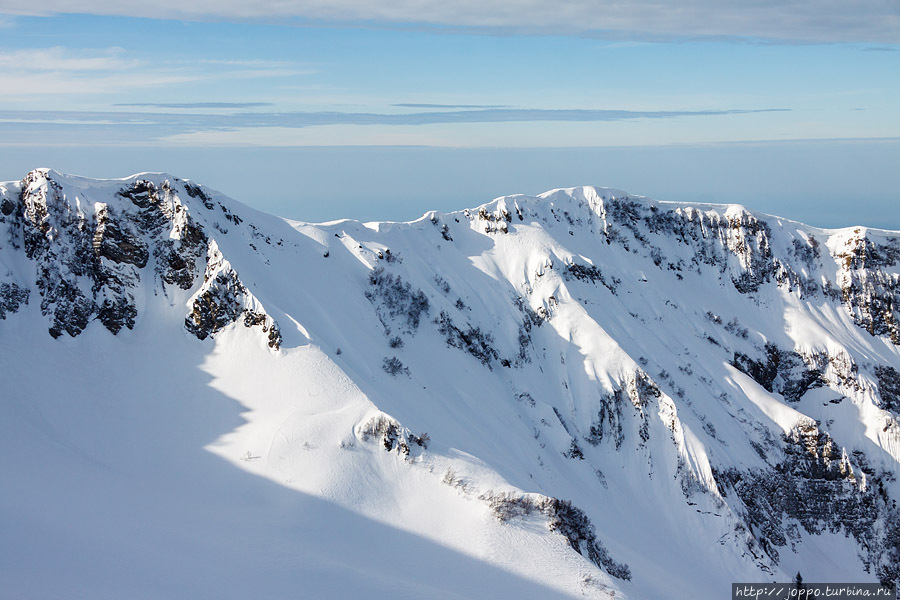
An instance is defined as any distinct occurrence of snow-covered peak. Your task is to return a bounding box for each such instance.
[2,169,899,599]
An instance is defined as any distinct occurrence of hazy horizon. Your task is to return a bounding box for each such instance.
[0,5,897,228]
[3,138,898,230]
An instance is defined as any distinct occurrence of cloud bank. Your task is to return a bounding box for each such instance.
[2,0,899,43]
[0,106,795,148]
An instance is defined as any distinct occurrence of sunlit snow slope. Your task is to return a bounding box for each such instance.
[1,169,899,599]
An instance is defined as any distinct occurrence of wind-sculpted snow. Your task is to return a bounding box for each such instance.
[2,171,900,599]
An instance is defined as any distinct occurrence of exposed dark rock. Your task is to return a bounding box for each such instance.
[834,231,900,344]
[875,365,900,414]
[382,356,409,377]
[184,248,281,349]
[564,439,584,460]
[359,414,429,456]
[792,236,820,268]
[365,266,430,334]
[627,371,661,444]
[564,262,620,295]
[636,201,776,291]
[185,270,245,341]
[437,310,498,368]
[156,237,204,290]
[218,202,243,225]
[8,171,278,346]
[44,279,94,339]
[544,497,632,581]
[0,197,16,216]
[476,205,512,233]
[482,491,631,581]
[5,171,224,337]
[97,294,137,334]
[0,282,29,319]
[732,343,826,402]
[16,174,104,337]
[243,310,283,349]
[512,295,543,365]
[717,423,898,581]
[116,179,158,208]
[586,389,626,450]
[183,181,215,210]
[582,371,660,449]
[93,205,149,267]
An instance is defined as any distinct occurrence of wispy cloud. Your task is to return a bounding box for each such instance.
[0,70,202,96]
[195,58,296,67]
[0,46,307,97]
[3,0,900,43]
[114,102,274,109]
[0,105,801,147]
[0,46,139,71]
[0,106,790,130]
[393,103,511,109]
[5,105,895,150]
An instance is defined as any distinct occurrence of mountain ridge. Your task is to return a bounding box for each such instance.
[2,168,899,599]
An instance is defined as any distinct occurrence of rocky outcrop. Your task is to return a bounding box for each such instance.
[834,231,900,344]
[480,490,632,581]
[731,343,826,402]
[589,197,777,293]
[356,413,629,583]
[358,413,429,456]
[0,171,212,336]
[0,170,278,347]
[436,310,499,368]
[184,241,281,349]
[0,282,29,319]
[876,365,900,414]
[541,191,900,346]
[717,422,899,582]
[586,389,627,449]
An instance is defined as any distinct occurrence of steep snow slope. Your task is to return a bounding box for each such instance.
[1,169,899,599]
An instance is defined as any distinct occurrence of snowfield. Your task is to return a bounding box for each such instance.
[1,169,899,599]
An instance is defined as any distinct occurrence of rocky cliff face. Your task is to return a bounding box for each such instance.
[0,169,279,346]
[385,187,900,588]
[464,189,900,585]
[2,171,899,597]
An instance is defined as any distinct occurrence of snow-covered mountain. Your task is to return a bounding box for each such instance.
[2,168,899,599]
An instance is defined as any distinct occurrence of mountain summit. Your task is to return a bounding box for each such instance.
[2,169,898,599]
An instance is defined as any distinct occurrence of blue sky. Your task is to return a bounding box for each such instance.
[0,3,898,227]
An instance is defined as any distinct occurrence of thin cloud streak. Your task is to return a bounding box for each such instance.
[0,107,791,130]
[114,102,274,108]
[0,107,794,148]
[0,46,139,71]
[393,103,511,109]
[0,46,308,97]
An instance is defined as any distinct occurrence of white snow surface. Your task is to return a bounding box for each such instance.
[1,169,899,599]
